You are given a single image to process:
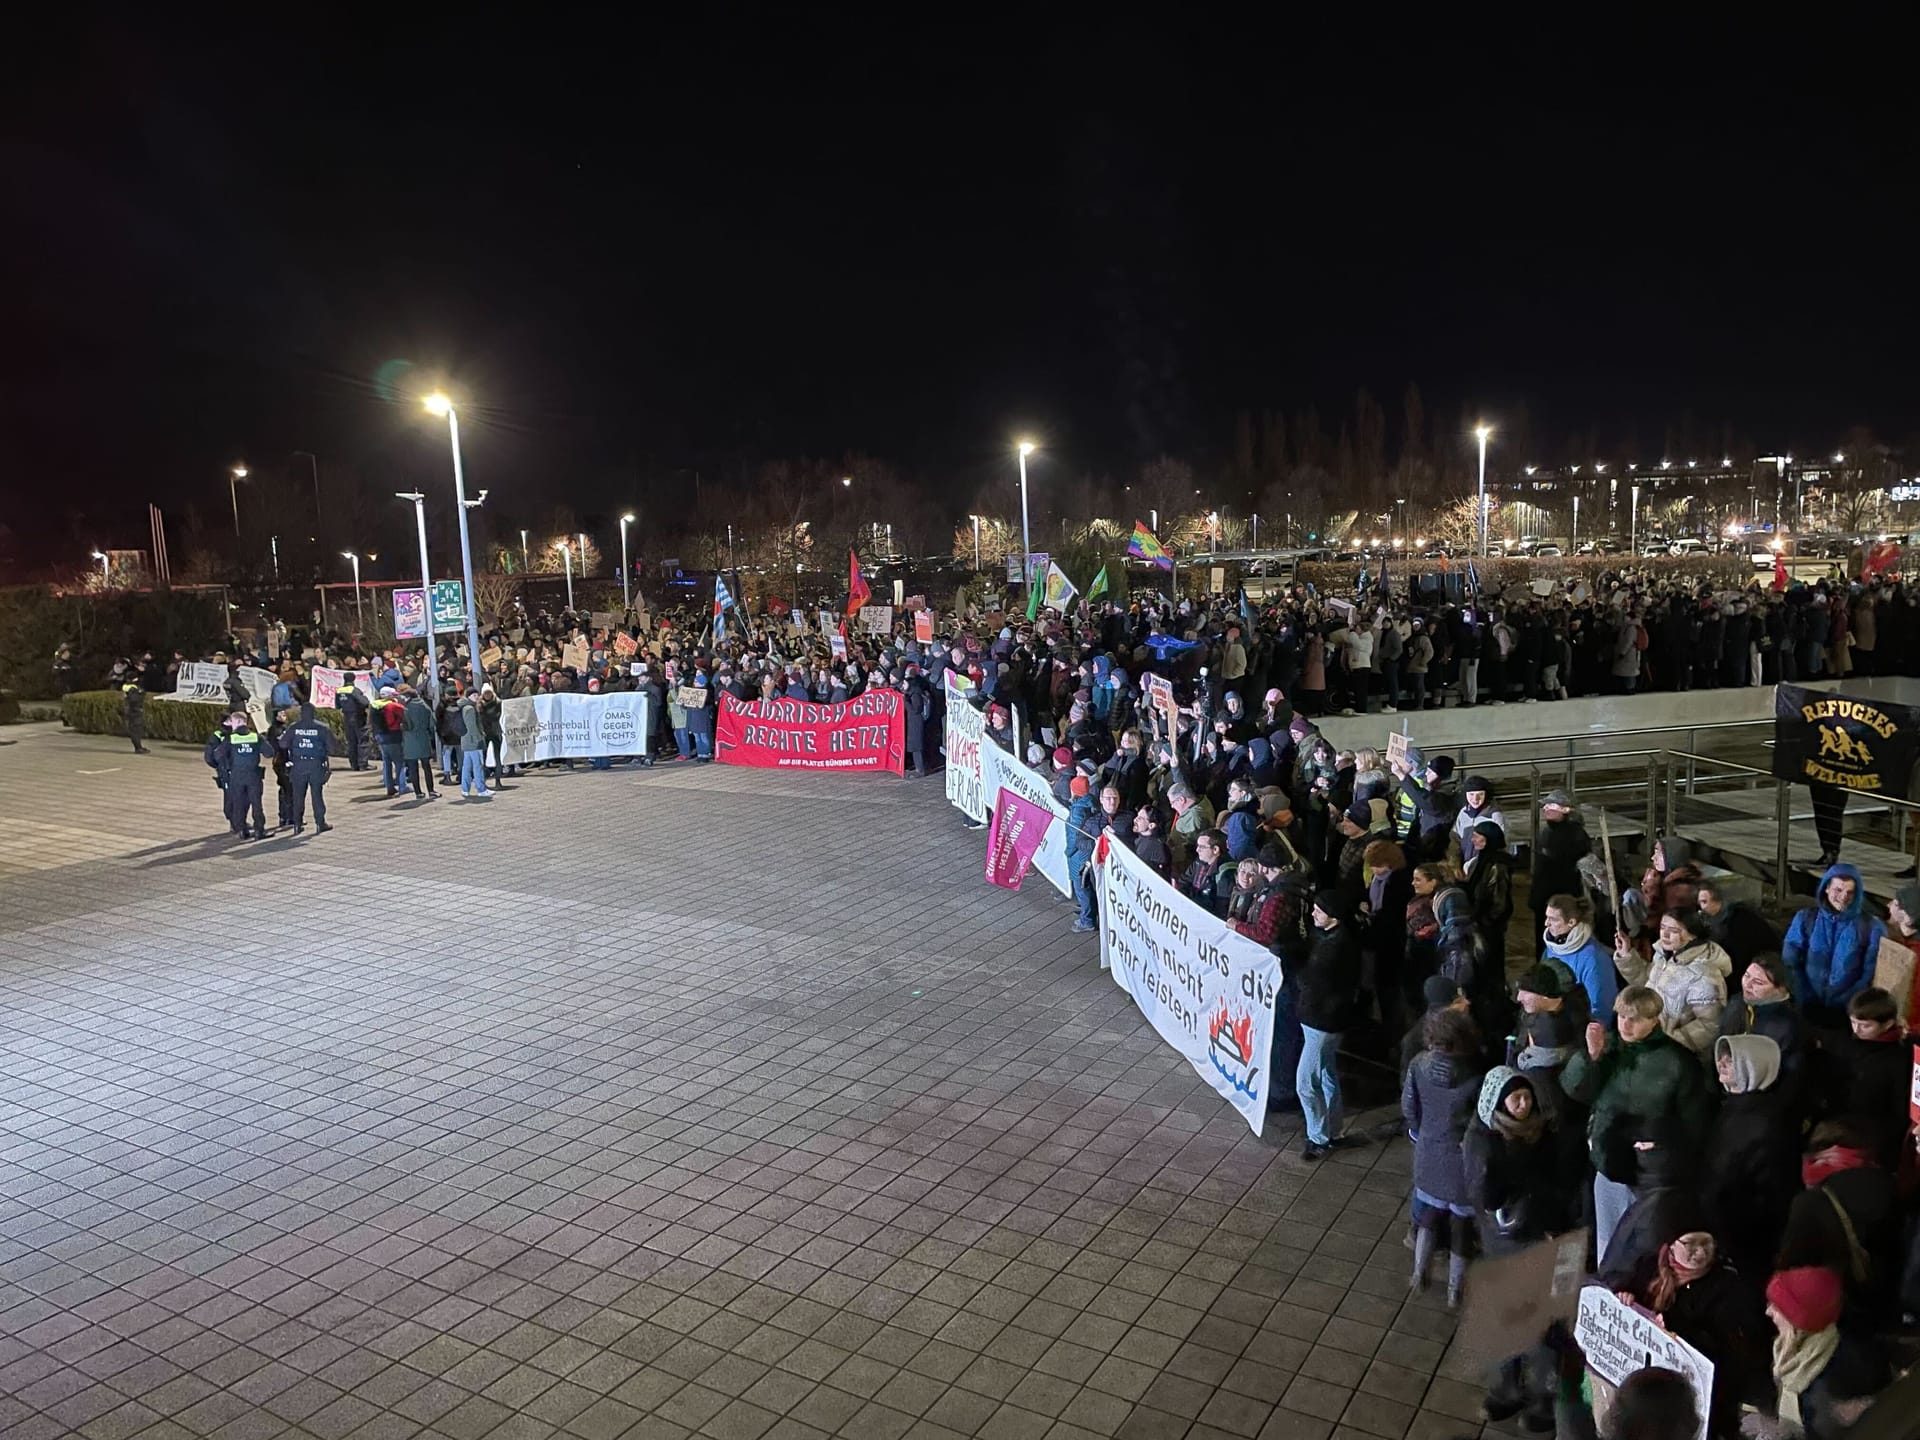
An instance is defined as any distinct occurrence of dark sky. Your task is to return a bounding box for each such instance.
[4,14,1913,568]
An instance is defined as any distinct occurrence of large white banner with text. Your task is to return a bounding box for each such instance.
[1097,834,1281,1135]
[499,692,651,764]
[982,743,1071,898]
[944,677,986,822]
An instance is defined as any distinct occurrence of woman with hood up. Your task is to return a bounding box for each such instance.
[1615,908,1733,1059]
[1701,1034,1800,1279]
[1463,819,1515,962]
[1400,1008,1484,1307]
[1464,1067,1583,1430]
[1624,836,1704,944]
[1437,883,1511,1049]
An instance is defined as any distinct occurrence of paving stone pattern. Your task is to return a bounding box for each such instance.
[0,726,1496,1439]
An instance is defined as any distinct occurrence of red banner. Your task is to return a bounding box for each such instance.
[715,690,904,773]
[985,787,1055,890]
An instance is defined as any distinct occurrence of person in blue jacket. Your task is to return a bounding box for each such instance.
[1782,863,1886,1030]
[1065,776,1102,933]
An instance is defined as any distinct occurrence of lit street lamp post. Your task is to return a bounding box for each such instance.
[91,549,109,586]
[1017,441,1035,578]
[621,514,636,611]
[229,464,249,536]
[422,395,488,693]
[519,528,529,575]
[969,515,982,571]
[556,540,575,611]
[1631,483,1641,556]
[342,551,364,629]
[1251,513,1259,549]
[1571,497,1580,553]
[1474,424,1492,558]
[396,491,441,699]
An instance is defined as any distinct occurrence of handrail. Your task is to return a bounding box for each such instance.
[1379,715,1771,754]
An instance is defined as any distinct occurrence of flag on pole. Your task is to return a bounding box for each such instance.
[713,573,736,637]
[1238,586,1253,625]
[1466,560,1481,596]
[1087,564,1110,604]
[1128,521,1173,570]
[1042,561,1078,610]
[1026,571,1043,621]
[846,549,870,617]
[1376,550,1391,599]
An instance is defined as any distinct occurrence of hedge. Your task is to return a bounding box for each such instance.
[0,586,227,698]
[63,691,348,753]
[1293,551,1755,598]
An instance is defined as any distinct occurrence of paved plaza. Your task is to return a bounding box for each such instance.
[1,726,1489,1440]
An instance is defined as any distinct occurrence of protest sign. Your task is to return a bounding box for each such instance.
[1912,1051,1920,1123]
[392,588,428,640]
[829,632,847,659]
[612,631,638,657]
[1097,834,1281,1134]
[1877,935,1916,1027]
[859,604,894,636]
[914,610,934,643]
[498,692,651,765]
[1453,1231,1588,1366]
[309,667,373,710]
[715,690,904,773]
[904,594,926,611]
[1574,1286,1714,1440]
[1773,683,1920,794]
[1023,552,1049,586]
[173,662,231,701]
[944,677,986,823]
[674,686,709,710]
[562,639,590,671]
[480,644,504,670]
[819,608,839,638]
[985,788,1055,891]
[1147,674,1178,736]
[982,741,1071,896]
[1386,731,1409,773]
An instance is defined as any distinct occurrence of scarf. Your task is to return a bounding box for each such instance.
[1647,1237,1716,1314]
[1802,1145,1874,1189]
[1544,922,1593,957]
[1772,1321,1840,1428]
[1491,1105,1547,1146]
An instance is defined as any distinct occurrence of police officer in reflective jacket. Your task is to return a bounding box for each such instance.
[219,708,269,840]
[203,720,235,832]
[281,702,333,834]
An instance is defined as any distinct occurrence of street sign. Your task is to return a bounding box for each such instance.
[430,580,466,633]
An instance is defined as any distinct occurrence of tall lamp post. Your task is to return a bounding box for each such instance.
[519,528,529,575]
[90,549,109,586]
[1016,440,1036,579]
[1571,497,1580,553]
[556,540,575,610]
[620,514,636,611]
[342,551,364,628]
[422,394,488,693]
[1631,483,1641,557]
[229,464,249,536]
[1474,424,1492,558]
[396,492,441,699]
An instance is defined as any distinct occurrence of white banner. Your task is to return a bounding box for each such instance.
[173,662,229,700]
[982,742,1071,898]
[311,666,373,710]
[498,692,652,765]
[944,677,985,823]
[1096,834,1281,1135]
[1574,1287,1713,1440]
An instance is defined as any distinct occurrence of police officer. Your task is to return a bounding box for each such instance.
[221,708,269,840]
[122,681,149,754]
[282,702,333,834]
[203,718,235,832]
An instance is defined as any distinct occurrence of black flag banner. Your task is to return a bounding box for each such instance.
[1772,684,1920,794]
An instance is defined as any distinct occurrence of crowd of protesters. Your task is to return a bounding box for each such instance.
[66,559,1920,1436]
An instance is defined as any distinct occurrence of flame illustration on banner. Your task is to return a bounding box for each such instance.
[1209,1001,1256,1066]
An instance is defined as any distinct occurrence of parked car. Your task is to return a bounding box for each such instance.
[1576,539,1621,556]
[1668,538,1707,557]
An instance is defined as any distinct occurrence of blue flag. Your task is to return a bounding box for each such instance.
[1145,633,1200,661]
[1238,586,1253,625]
[713,573,735,638]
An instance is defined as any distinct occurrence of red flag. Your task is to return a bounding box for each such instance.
[847,549,871,617]
[1863,541,1900,579]
[1773,549,1788,592]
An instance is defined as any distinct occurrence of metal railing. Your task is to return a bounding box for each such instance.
[1439,715,1772,773]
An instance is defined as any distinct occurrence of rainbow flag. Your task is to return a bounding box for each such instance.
[1128,520,1172,570]
[1042,562,1079,610]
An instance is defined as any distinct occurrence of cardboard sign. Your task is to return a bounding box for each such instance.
[1911,1051,1920,1124]
[1574,1286,1714,1440]
[859,604,894,636]
[914,610,934,643]
[904,594,927,612]
[1874,935,1916,1027]
[674,686,709,710]
[479,645,504,671]
[1453,1231,1588,1367]
[561,639,590,672]
[1386,731,1409,772]
[612,631,638,657]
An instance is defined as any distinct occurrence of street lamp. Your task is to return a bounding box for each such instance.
[1631,483,1641,557]
[969,515,982,571]
[270,534,280,581]
[1474,424,1492,558]
[1251,512,1260,549]
[555,540,575,610]
[342,551,364,628]
[1209,511,1218,556]
[620,514,636,610]
[1016,440,1036,574]
[395,492,441,699]
[228,464,249,536]
[422,393,488,693]
[519,528,529,575]
[1571,496,1580,552]
[90,549,109,585]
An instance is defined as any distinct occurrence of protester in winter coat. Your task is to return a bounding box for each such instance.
[1625,836,1704,941]
[1401,974,1471,1075]
[1401,1008,1484,1307]
[1784,864,1887,1030]
[1614,1231,1772,1438]
[1065,779,1100,932]
[1599,1114,1706,1292]
[1463,819,1515,960]
[1295,889,1362,1160]
[1756,1266,1890,1440]
[1701,1035,1800,1278]
[1696,879,1780,970]
[1362,840,1413,1038]
[1777,1120,1903,1327]
[1614,909,1733,1058]
[1435,884,1510,1048]
[400,687,438,798]
[1531,790,1593,949]
[1450,775,1507,861]
[1540,892,1615,1025]
[1822,988,1917,1167]
[1176,829,1235,918]
[1717,953,1813,1114]
[1512,964,1583,1122]
[1564,986,1715,1258]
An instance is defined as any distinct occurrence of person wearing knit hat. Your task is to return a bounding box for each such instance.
[1294,887,1363,1161]
[1452,776,1509,860]
[1515,965,1563,1000]
[1761,1265,1888,1437]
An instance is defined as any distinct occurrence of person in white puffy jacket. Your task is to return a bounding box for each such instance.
[1612,908,1732,1057]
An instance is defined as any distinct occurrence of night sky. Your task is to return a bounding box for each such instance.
[5,15,1912,570]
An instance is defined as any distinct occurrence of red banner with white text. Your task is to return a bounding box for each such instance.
[715,691,905,774]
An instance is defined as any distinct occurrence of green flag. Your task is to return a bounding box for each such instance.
[1026,567,1043,621]
[1087,564,1110,603]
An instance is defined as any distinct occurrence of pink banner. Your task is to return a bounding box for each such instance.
[985,787,1056,890]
